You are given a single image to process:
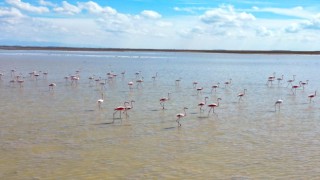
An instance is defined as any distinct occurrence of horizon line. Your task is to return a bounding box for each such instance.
[1,45,320,55]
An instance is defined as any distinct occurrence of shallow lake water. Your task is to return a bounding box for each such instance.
[1,50,320,179]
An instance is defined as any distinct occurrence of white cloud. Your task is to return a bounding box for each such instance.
[78,1,117,15]
[5,0,49,13]
[0,7,24,25]
[38,0,56,7]
[200,5,255,27]
[53,1,81,15]
[285,14,320,33]
[0,7,23,18]
[251,6,314,19]
[256,26,273,36]
[140,10,161,19]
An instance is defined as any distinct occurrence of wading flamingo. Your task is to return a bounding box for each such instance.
[17,79,24,88]
[113,105,126,119]
[277,75,284,86]
[136,77,144,88]
[238,89,247,102]
[124,100,135,117]
[208,98,222,116]
[193,81,198,88]
[267,72,276,86]
[291,82,301,95]
[308,91,317,103]
[176,107,188,126]
[97,93,104,109]
[160,93,171,109]
[152,72,158,81]
[224,79,232,88]
[275,99,283,112]
[198,97,208,112]
[211,83,220,93]
[196,87,203,94]
[287,75,296,87]
[49,83,56,91]
[300,80,308,90]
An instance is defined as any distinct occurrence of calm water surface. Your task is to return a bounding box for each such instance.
[1,50,320,179]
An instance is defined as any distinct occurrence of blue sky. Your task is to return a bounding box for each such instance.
[1,0,320,50]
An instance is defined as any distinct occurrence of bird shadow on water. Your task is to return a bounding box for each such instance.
[163,126,176,130]
[84,109,95,112]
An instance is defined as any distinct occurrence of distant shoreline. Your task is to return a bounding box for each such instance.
[1,46,320,55]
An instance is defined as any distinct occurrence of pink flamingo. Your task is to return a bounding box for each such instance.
[308,91,316,103]
[291,82,301,95]
[277,75,284,85]
[160,93,171,109]
[128,81,134,90]
[124,100,135,117]
[113,105,126,119]
[175,78,181,86]
[211,83,220,93]
[71,75,80,85]
[287,75,296,87]
[275,99,283,112]
[267,72,276,86]
[17,79,24,88]
[97,93,104,109]
[49,83,56,91]
[193,81,198,88]
[207,98,221,116]
[176,107,188,126]
[238,89,247,102]
[224,78,232,88]
[136,77,144,88]
[300,80,308,90]
[196,86,203,94]
[152,72,158,81]
[198,97,208,112]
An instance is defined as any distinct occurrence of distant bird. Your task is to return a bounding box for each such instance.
[160,93,171,109]
[277,75,284,85]
[49,83,56,91]
[211,83,220,93]
[124,100,135,117]
[136,77,144,88]
[0,72,4,80]
[97,93,104,109]
[176,107,188,126]
[308,91,317,103]
[198,97,208,112]
[267,72,276,86]
[287,75,296,87]
[238,89,247,102]
[300,80,309,90]
[128,81,134,90]
[291,82,301,95]
[192,81,198,88]
[17,79,24,88]
[275,99,283,112]
[208,98,221,116]
[175,78,181,86]
[224,78,232,88]
[196,87,203,94]
[152,72,158,81]
[113,105,126,119]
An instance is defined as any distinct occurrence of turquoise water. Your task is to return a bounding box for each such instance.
[1,50,320,179]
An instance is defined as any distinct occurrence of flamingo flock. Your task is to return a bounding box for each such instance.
[0,67,318,127]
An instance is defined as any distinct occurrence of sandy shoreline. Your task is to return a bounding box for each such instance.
[1,46,320,55]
